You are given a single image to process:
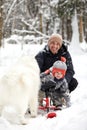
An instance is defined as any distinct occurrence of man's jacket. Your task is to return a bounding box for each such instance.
[35,44,75,84]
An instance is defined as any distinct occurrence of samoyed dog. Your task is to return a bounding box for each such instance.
[0,56,40,124]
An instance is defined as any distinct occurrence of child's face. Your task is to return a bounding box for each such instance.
[54,72,63,79]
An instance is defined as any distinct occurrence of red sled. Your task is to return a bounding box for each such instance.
[38,91,62,118]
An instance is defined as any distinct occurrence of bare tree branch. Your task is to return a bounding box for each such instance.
[4,0,25,27]
[21,19,49,38]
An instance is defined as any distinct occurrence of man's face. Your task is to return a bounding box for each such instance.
[48,41,61,54]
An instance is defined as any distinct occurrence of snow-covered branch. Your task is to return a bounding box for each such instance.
[4,0,17,27]
[21,19,49,38]
[4,0,24,27]
[13,29,35,35]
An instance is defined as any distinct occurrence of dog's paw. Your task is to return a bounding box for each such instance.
[30,112,37,118]
[31,115,37,118]
[21,118,29,125]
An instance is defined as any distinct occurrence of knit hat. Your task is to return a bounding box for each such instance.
[48,34,63,47]
[52,58,67,78]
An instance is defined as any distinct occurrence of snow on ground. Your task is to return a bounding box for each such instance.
[0,41,87,130]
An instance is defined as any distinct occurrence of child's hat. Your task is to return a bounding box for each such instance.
[52,57,67,77]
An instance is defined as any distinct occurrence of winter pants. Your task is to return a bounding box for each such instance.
[68,77,78,93]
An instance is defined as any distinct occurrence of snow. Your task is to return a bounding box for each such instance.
[0,14,87,130]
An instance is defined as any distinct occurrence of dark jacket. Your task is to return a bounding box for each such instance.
[35,44,75,84]
[41,73,68,93]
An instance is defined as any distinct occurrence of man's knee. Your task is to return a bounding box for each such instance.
[68,78,78,93]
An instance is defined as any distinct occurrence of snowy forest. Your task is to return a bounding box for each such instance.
[0,0,87,129]
[0,0,87,47]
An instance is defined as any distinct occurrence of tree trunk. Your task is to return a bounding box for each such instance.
[83,16,87,42]
[66,18,72,41]
[79,14,83,43]
[61,17,64,39]
[83,2,87,43]
[39,0,43,44]
[0,0,3,47]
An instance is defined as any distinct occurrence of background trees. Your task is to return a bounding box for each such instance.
[0,0,87,45]
[0,0,3,46]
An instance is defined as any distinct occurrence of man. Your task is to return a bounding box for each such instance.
[35,34,78,93]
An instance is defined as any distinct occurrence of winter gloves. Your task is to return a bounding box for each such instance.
[40,73,56,91]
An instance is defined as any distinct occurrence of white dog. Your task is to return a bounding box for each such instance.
[0,56,40,124]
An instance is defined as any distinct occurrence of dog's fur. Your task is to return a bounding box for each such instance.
[0,56,40,124]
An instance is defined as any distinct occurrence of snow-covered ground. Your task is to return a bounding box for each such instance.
[0,40,87,130]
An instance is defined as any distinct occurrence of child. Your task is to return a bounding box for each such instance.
[39,57,71,108]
